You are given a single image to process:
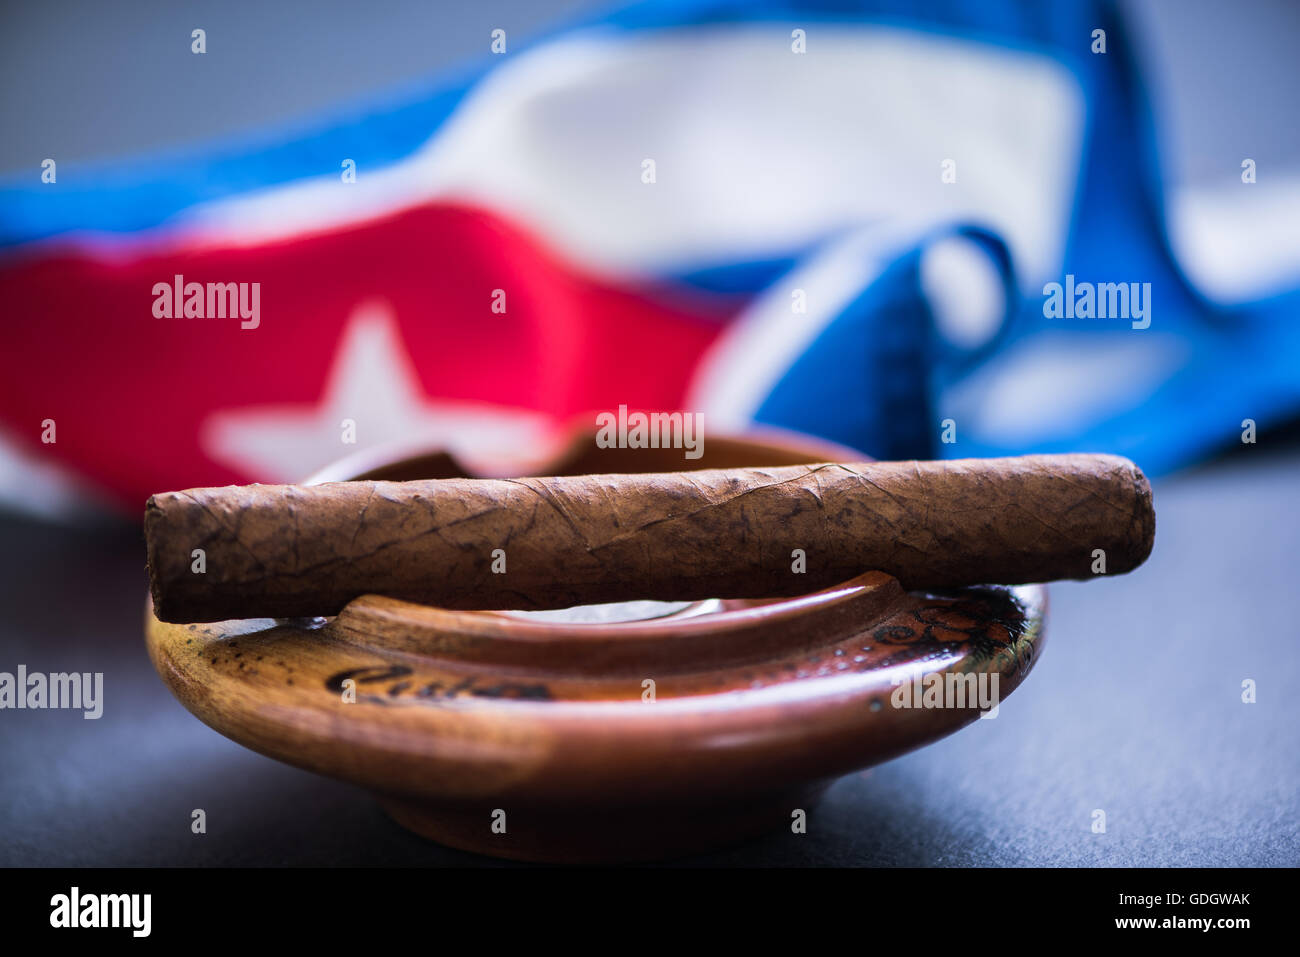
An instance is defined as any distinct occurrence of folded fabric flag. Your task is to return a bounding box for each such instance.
[2,0,1297,510]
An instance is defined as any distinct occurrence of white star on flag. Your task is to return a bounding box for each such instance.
[202,300,555,482]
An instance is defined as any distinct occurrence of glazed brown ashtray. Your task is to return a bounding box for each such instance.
[146,430,1047,863]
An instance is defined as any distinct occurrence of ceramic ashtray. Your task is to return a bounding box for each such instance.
[145,428,1154,861]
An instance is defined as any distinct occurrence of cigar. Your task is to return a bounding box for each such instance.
[145,453,1154,623]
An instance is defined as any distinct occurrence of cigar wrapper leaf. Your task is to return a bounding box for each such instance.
[145,453,1154,624]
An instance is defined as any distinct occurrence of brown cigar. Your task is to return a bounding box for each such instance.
[145,453,1154,623]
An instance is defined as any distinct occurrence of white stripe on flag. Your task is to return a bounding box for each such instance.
[169,24,1085,288]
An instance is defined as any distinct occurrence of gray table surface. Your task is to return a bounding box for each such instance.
[2,443,1296,867]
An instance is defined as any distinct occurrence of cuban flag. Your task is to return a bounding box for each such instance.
[3,0,1298,513]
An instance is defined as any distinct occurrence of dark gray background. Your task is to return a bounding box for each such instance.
[1,0,1297,866]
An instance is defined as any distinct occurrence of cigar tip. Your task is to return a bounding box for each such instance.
[143,494,172,619]
[1132,463,1156,559]
[1116,457,1156,572]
